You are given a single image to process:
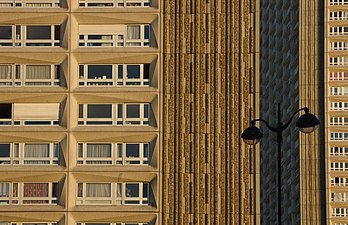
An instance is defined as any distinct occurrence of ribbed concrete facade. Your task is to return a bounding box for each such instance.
[0,0,259,225]
[162,0,260,224]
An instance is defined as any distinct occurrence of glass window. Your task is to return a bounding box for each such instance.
[0,26,12,39]
[126,104,140,118]
[0,104,12,119]
[87,104,112,118]
[27,26,51,40]
[88,65,112,79]
[127,65,140,79]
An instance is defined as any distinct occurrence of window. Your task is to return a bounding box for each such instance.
[332,192,348,202]
[331,162,348,171]
[330,102,348,110]
[0,103,60,126]
[78,64,150,86]
[329,72,348,80]
[330,57,348,66]
[0,103,12,125]
[332,208,348,216]
[0,143,59,165]
[76,182,149,205]
[331,87,348,95]
[0,0,60,8]
[79,24,150,47]
[78,103,150,126]
[79,0,150,7]
[330,42,348,51]
[0,182,58,205]
[77,143,149,165]
[0,25,60,47]
[330,11,348,20]
[330,132,348,141]
[0,64,60,86]
[331,177,348,186]
[330,0,348,5]
[331,147,348,156]
[330,27,348,36]
[330,117,348,125]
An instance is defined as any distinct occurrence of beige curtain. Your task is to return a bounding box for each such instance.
[86,183,111,197]
[24,144,50,158]
[26,65,51,79]
[0,65,12,79]
[87,144,111,158]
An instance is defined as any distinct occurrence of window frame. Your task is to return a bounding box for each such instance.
[0,182,58,205]
[78,103,150,126]
[76,182,149,205]
[0,143,59,165]
[78,64,150,87]
[77,142,149,165]
[0,25,60,47]
[0,64,60,87]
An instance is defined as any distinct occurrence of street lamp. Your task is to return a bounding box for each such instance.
[241,103,320,225]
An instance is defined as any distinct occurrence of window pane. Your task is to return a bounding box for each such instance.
[86,183,111,197]
[144,25,150,39]
[87,144,111,157]
[118,65,123,79]
[0,144,10,157]
[79,104,83,118]
[87,104,112,118]
[24,144,49,158]
[127,26,141,39]
[143,183,148,197]
[126,105,140,118]
[0,26,12,39]
[54,25,60,40]
[126,183,139,197]
[27,26,51,40]
[0,183,9,197]
[79,65,84,77]
[127,65,140,78]
[23,183,48,197]
[143,144,149,157]
[144,64,150,79]
[88,65,112,79]
[126,144,140,157]
[0,103,12,119]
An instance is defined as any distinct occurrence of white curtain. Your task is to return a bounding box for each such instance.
[0,65,12,79]
[127,25,141,40]
[87,144,111,158]
[86,183,111,197]
[26,65,51,79]
[24,144,49,158]
[0,183,9,197]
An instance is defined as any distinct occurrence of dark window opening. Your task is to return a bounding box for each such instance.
[0,103,12,119]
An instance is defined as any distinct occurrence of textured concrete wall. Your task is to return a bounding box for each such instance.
[162,0,260,224]
[299,0,325,224]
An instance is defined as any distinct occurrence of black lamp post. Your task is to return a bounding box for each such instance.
[241,103,320,225]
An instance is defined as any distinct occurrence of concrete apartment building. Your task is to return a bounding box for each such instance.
[0,1,259,225]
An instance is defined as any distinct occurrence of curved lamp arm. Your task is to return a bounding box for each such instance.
[280,107,309,131]
[251,118,277,133]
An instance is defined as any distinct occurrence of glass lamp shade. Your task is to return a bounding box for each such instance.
[241,125,263,145]
[296,112,320,134]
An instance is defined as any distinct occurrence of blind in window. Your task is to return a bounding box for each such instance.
[79,25,125,35]
[0,65,12,79]
[26,65,51,79]
[13,103,59,120]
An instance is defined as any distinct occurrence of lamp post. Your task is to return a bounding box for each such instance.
[241,103,320,225]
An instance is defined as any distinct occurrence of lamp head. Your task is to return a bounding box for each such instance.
[241,122,263,145]
[296,108,320,133]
